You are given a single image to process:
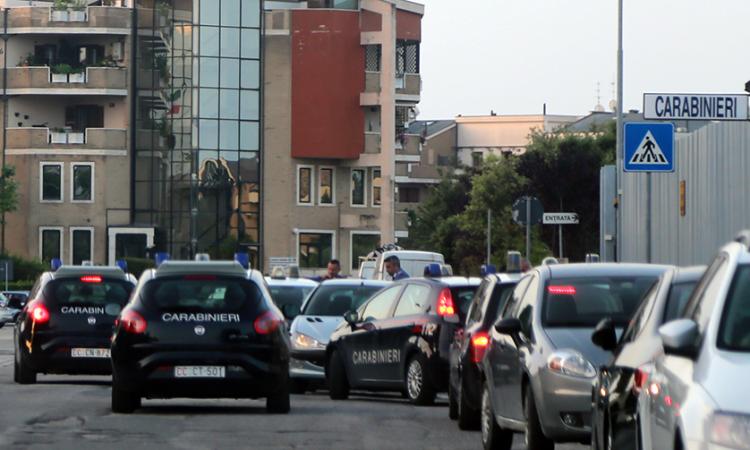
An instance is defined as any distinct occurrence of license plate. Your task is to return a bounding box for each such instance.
[71,348,110,358]
[174,366,226,378]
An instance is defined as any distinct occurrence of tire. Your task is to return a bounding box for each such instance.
[14,349,36,384]
[448,382,458,420]
[481,382,513,450]
[290,379,307,395]
[405,354,435,406]
[328,350,349,400]
[267,371,291,414]
[524,388,554,450]
[458,377,481,430]
[111,379,140,414]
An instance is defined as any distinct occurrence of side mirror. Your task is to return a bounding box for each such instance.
[591,318,618,352]
[659,319,698,358]
[494,318,522,335]
[344,310,359,326]
[281,303,301,320]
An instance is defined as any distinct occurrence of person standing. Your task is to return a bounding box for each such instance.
[384,255,410,281]
[310,259,347,281]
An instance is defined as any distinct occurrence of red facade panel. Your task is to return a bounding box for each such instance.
[291,10,365,160]
[396,10,422,41]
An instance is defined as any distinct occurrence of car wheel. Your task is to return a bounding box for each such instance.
[14,348,36,384]
[328,350,349,400]
[458,378,481,430]
[481,382,513,450]
[405,354,435,406]
[290,379,307,395]
[448,382,459,420]
[267,371,291,414]
[111,379,140,414]
[524,388,554,450]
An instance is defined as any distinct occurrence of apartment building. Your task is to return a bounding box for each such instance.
[0,0,134,265]
[263,0,424,275]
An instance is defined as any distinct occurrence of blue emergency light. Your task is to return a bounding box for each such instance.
[155,252,170,267]
[50,258,63,271]
[234,252,250,269]
[424,263,442,278]
[116,259,128,272]
[481,264,497,277]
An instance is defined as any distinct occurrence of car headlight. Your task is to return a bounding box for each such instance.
[292,332,326,350]
[709,412,750,449]
[547,350,596,378]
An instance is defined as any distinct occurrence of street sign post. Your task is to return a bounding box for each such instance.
[543,213,579,259]
[643,93,748,121]
[512,197,544,263]
[0,260,14,291]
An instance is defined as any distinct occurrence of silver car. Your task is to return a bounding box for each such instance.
[288,279,390,392]
[639,233,750,450]
[480,263,671,449]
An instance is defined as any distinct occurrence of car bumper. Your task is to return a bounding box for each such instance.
[23,335,113,375]
[289,348,326,366]
[290,357,325,381]
[535,369,596,442]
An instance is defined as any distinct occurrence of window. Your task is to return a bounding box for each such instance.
[361,285,401,322]
[394,284,430,317]
[71,163,94,202]
[472,151,484,168]
[70,228,93,265]
[718,265,750,352]
[351,169,366,206]
[365,45,381,72]
[297,166,313,205]
[398,187,420,203]
[40,162,63,202]
[396,40,420,74]
[351,233,380,270]
[318,167,334,205]
[39,227,63,263]
[372,169,382,206]
[298,232,333,269]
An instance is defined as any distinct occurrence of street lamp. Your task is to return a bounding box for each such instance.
[615,0,624,262]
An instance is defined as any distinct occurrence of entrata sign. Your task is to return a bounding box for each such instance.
[644,93,748,121]
[543,213,579,225]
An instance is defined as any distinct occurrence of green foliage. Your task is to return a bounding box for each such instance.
[209,236,240,260]
[123,257,155,278]
[0,253,47,286]
[51,63,74,74]
[0,166,19,221]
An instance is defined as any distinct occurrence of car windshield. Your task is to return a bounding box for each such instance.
[451,286,480,322]
[268,286,314,312]
[303,284,384,316]
[543,276,658,327]
[142,276,262,313]
[718,265,750,352]
[46,278,133,307]
[663,280,699,322]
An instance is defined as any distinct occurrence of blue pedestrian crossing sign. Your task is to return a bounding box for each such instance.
[624,122,675,172]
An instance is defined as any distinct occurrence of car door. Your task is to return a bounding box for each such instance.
[344,285,404,386]
[488,274,532,420]
[453,280,489,381]
[386,282,434,383]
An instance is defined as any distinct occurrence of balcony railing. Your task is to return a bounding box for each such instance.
[2,67,128,92]
[7,6,131,32]
[365,72,380,93]
[6,128,127,150]
[364,132,381,154]
[397,73,421,96]
[396,133,421,155]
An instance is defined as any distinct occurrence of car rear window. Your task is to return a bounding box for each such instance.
[484,283,516,325]
[142,276,262,313]
[46,278,133,308]
[451,286,480,322]
[269,286,314,311]
[663,281,699,322]
[718,265,750,352]
[543,276,657,327]
[303,285,384,316]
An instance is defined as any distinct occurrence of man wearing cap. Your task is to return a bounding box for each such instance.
[384,255,410,281]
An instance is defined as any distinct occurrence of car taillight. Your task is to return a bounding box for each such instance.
[547,285,577,295]
[80,275,102,283]
[437,288,455,316]
[119,310,147,334]
[471,331,490,363]
[254,311,282,335]
[28,301,50,324]
[633,366,650,394]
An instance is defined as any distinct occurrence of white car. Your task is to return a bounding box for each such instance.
[638,231,750,450]
[370,250,445,280]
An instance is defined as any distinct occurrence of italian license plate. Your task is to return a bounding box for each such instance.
[71,348,110,358]
[174,366,226,378]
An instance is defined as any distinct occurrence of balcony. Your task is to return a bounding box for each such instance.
[2,67,128,95]
[396,73,421,97]
[364,132,381,154]
[396,133,421,160]
[6,128,127,154]
[7,6,131,34]
[365,72,380,93]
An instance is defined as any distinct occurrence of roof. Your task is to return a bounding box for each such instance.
[52,265,129,280]
[565,111,644,132]
[318,279,391,287]
[490,272,523,284]
[672,266,706,283]
[544,263,673,279]
[154,261,250,278]
[265,277,319,287]
[406,120,455,138]
[405,276,482,287]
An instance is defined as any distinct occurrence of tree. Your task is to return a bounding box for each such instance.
[0,165,19,218]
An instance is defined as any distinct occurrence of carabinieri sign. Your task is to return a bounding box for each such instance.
[643,93,749,121]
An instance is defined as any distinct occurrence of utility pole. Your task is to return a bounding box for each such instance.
[525,196,531,263]
[486,209,491,265]
[615,0,624,261]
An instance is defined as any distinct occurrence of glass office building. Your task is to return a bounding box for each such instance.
[134,0,262,264]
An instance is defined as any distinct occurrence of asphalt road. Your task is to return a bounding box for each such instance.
[0,326,587,449]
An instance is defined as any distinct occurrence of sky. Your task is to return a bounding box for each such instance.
[418,0,750,120]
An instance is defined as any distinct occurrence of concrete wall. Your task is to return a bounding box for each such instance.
[8,96,127,129]
[620,121,750,266]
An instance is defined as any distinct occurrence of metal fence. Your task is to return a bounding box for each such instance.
[616,121,750,266]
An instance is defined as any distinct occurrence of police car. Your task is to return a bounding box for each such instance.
[14,262,137,384]
[110,258,291,414]
[325,264,481,405]
[264,267,318,321]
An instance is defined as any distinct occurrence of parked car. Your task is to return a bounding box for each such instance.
[325,270,481,405]
[264,274,318,321]
[370,250,445,280]
[480,263,671,450]
[449,269,521,429]
[2,290,29,323]
[590,266,704,450]
[288,279,390,393]
[638,232,750,450]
